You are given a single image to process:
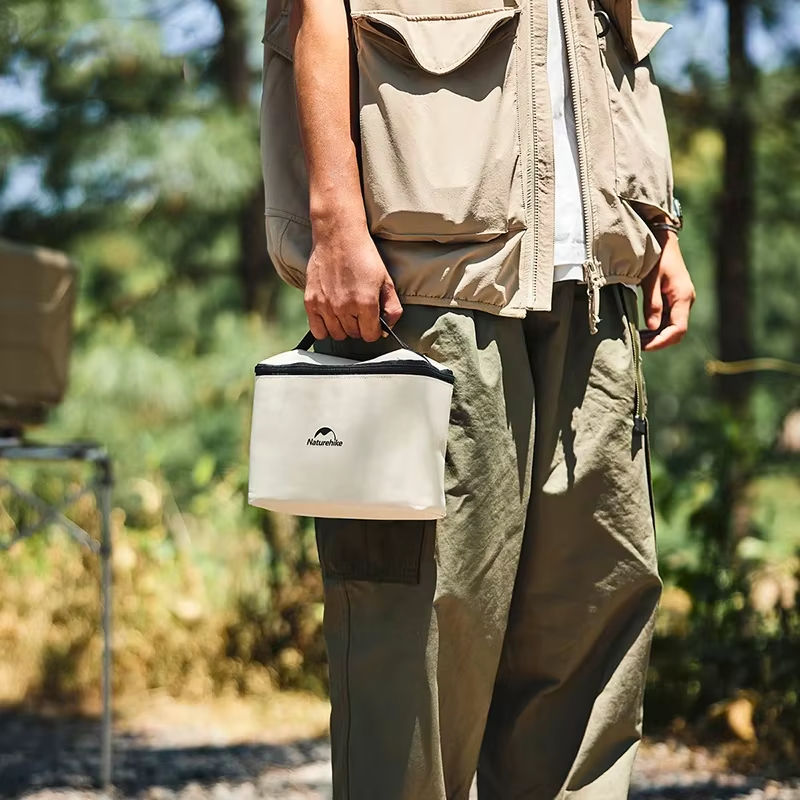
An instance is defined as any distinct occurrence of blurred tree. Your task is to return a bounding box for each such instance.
[0,0,277,320]
[211,0,276,316]
[645,0,800,441]
[717,0,756,409]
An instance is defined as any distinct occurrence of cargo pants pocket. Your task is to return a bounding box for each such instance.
[614,286,657,535]
[315,518,429,584]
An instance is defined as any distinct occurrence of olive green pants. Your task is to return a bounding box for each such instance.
[315,283,661,800]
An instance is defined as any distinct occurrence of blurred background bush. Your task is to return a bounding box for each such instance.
[0,0,799,773]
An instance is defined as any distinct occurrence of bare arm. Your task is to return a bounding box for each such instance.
[291,0,402,342]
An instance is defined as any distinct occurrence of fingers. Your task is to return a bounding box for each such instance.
[357,304,382,343]
[638,238,695,351]
[380,280,404,328]
[641,324,683,351]
[668,293,691,339]
[306,297,376,341]
[307,311,328,342]
[641,296,691,352]
[305,295,372,342]
[340,314,361,340]
[305,294,348,341]
[642,270,664,331]
[320,309,348,341]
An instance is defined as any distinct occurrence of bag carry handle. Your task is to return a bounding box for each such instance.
[296,318,434,366]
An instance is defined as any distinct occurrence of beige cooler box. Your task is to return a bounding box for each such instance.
[248,329,455,521]
[0,239,77,429]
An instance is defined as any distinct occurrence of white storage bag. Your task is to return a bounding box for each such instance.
[248,324,454,520]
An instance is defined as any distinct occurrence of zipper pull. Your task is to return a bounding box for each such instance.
[583,259,603,335]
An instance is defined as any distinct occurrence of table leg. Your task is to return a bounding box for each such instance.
[97,461,113,791]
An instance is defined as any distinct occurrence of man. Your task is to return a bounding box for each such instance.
[260,0,695,796]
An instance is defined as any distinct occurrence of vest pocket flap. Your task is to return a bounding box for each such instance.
[601,0,672,64]
[352,8,519,75]
[263,9,293,60]
[628,18,672,64]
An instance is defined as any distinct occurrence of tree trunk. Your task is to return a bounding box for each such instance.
[716,0,756,409]
[213,0,279,318]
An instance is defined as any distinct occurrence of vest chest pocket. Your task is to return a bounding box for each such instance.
[597,2,674,217]
[351,4,525,243]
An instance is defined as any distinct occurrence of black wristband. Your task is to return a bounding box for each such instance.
[651,222,681,236]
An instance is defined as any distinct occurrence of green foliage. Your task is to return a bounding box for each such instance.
[647,406,800,771]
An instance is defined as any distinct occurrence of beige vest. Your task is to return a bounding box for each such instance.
[260,0,674,329]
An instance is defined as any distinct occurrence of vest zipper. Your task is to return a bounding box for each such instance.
[559,0,602,334]
[526,1,539,310]
[254,361,456,385]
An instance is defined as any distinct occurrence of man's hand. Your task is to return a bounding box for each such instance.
[304,223,403,342]
[640,231,696,351]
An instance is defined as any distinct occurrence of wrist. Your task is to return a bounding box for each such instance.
[653,226,679,248]
[310,198,369,241]
[649,196,683,242]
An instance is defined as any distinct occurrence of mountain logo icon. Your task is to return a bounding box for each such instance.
[307,427,344,447]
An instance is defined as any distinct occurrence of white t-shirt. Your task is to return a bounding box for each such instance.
[547,0,587,283]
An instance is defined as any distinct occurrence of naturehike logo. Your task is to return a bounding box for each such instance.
[307,427,343,447]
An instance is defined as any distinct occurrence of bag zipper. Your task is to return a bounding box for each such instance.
[254,360,455,385]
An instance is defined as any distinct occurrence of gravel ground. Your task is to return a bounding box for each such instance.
[1,711,799,800]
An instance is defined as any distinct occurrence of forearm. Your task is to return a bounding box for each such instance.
[290,0,365,237]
